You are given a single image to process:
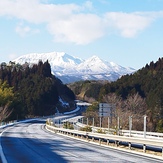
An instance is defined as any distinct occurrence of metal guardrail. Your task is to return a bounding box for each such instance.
[46,124,163,157]
[75,122,163,139]
[122,129,163,138]
[0,120,18,129]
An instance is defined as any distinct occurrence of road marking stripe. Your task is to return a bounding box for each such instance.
[0,129,8,163]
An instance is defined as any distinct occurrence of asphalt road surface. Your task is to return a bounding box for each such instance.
[1,120,163,163]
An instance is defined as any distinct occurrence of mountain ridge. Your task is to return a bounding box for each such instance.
[13,51,136,83]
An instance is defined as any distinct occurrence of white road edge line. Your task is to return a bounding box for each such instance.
[0,129,8,163]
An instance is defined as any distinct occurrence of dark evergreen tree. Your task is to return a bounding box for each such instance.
[0,60,76,119]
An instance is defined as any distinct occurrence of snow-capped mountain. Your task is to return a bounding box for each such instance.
[13,51,135,83]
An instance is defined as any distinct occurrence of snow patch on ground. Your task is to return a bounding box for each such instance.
[64,106,80,115]
[59,97,69,107]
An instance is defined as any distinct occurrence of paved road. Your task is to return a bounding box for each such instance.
[1,120,163,163]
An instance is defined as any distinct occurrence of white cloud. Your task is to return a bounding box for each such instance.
[98,0,109,5]
[15,23,40,37]
[104,12,154,38]
[47,14,104,44]
[15,23,31,37]
[82,1,94,11]
[0,0,163,44]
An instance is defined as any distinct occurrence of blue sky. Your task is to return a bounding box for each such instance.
[0,0,163,70]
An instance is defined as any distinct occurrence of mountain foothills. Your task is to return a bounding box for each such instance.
[0,60,75,122]
[68,58,163,132]
[13,52,135,83]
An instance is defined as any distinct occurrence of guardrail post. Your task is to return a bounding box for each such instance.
[99,139,101,145]
[162,147,163,157]
[129,142,131,150]
[115,140,119,147]
[107,139,109,145]
[143,144,146,153]
[86,135,89,141]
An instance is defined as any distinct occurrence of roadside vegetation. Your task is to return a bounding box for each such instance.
[80,126,92,132]
[68,57,163,132]
[0,80,14,122]
[63,122,74,129]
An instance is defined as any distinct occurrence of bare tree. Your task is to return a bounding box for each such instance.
[124,93,147,115]
[103,93,147,130]
[124,93,147,130]
[0,104,13,122]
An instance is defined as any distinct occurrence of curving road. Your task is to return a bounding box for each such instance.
[1,119,163,163]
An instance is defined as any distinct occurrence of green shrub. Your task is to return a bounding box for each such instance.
[80,126,92,132]
[97,128,106,134]
[63,122,74,129]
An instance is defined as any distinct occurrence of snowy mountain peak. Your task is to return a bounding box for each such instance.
[88,55,102,62]
[13,51,135,83]
[14,51,83,69]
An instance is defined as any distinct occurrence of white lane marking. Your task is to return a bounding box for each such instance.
[0,128,8,163]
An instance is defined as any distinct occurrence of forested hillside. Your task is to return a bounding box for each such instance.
[0,60,75,121]
[68,80,109,102]
[68,57,163,132]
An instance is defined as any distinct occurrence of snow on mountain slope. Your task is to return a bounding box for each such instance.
[77,56,112,74]
[13,51,135,83]
[14,52,83,69]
